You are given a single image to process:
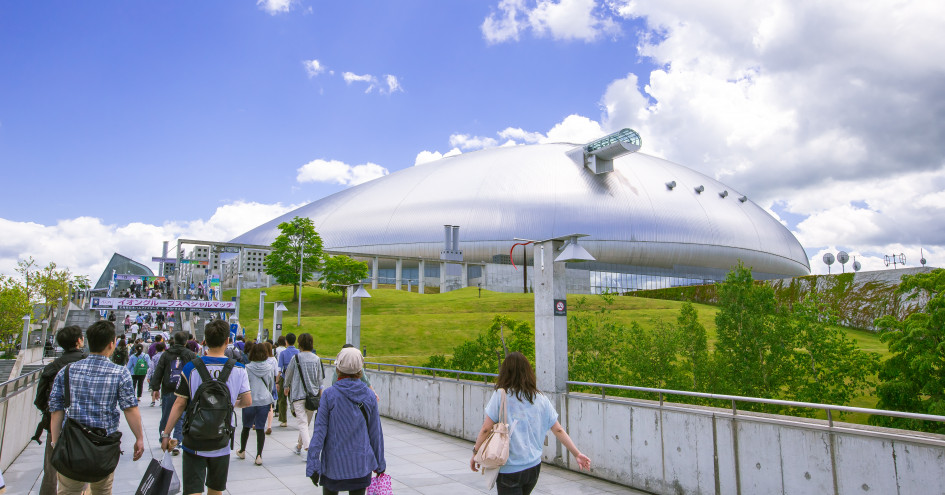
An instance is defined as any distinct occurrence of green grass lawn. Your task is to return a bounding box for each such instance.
[223,284,890,416]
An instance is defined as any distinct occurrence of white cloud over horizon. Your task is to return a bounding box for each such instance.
[341,72,403,94]
[0,201,302,282]
[296,158,389,186]
[303,59,325,77]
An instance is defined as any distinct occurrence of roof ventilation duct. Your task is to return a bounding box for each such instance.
[666,181,676,190]
[694,185,705,194]
[719,190,729,198]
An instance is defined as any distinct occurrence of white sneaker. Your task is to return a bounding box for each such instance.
[294,445,302,455]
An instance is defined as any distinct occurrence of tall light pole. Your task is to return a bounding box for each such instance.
[343,284,371,350]
[297,245,304,327]
[258,291,267,341]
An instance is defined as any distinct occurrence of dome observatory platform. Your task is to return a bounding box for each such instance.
[232,129,810,293]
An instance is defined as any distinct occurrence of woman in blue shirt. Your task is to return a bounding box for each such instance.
[470,352,591,494]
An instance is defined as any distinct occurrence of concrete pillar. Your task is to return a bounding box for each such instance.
[533,239,569,461]
[345,286,362,349]
[395,259,403,290]
[21,315,31,351]
[418,260,425,294]
[371,257,379,290]
[273,309,283,343]
[533,240,568,395]
[462,263,469,288]
[440,262,447,293]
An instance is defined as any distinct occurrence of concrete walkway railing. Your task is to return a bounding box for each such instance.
[343,359,945,495]
[0,369,42,472]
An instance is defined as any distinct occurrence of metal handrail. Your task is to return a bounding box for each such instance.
[0,369,42,403]
[321,358,498,381]
[566,380,945,425]
[315,359,945,426]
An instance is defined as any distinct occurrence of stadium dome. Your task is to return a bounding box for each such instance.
[232,138,809,291]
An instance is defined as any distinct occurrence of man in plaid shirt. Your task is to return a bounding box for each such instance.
[49,320,146,495]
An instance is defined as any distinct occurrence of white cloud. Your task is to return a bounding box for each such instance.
[303,59,325,78]
[340,72,403,94]
[414,148,462,166]
[257,0,296,15]
[0,201,301,281]
[482,0,621,43]
[482,0,526,43]
[342,72,377,93]
[296,158,389,186]
[384,74,403,94]
[498,127,543,144]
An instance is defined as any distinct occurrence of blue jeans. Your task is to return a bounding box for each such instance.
[159,392,184,443]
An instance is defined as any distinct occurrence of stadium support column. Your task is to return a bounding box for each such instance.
[418,259,425,294]
[371,257,379,290]
[395,258,403,290]
[462,263,468,288]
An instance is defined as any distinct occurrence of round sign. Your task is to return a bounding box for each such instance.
[556,301,565,312]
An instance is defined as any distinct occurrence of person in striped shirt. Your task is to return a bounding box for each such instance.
[306,347,385,495]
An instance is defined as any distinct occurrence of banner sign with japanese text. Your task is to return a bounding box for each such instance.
[115,275,167,282]
[90,297,236,311]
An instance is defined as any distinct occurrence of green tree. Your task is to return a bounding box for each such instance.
[621,320,681,389]
[0,275,31,354]
[319,255,369,300]
[424,315,534,375]
[870,269,945,432]
[713,261,794,400]
[567,295,628,385]
[32,261,72,321]
[264,216,324,302]
[787,294,879,416]
[676,302,710,392]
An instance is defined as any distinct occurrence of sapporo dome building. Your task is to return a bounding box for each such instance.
[231,130,810,293]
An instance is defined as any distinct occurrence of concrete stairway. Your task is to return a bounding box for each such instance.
[0,359,15,383]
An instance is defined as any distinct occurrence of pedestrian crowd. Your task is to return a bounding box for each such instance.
[33,319,590,495]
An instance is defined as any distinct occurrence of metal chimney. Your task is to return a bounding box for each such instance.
[451,226,460,251]
[443,225,452,250]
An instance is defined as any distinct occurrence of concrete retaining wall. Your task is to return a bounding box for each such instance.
[358,368,945,495]
[0,373,42,472]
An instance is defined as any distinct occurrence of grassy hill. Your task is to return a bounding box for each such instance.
[224,284,886,366]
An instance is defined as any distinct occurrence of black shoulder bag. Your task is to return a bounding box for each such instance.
[296,354,320,411]
[51,364,123,483]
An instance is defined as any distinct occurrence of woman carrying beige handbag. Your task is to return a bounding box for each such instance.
[470,352,591,494]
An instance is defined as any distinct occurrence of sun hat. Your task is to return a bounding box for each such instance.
[336,347,364,375]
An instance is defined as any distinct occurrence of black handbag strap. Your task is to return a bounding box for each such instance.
[296,355,314,395]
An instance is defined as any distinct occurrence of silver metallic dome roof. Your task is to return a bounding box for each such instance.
[232,143,810,278]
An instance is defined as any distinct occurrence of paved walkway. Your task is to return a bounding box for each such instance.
[5,398,647,494]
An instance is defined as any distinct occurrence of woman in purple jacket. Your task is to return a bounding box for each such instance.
[306,347,386,495]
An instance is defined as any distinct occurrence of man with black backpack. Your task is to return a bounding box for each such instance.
[150,331,197,456]
[33,325,87,495]
[161,319,251,495]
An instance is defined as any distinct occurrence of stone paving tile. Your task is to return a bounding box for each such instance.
[4,394,650,495]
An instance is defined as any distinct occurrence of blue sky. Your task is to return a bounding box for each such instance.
[2,0,944,279]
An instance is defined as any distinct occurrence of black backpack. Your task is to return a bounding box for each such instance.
[182,358,236,451]
[162,353,187,393]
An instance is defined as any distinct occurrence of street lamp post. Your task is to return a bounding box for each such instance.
[21,315,31,354]
[297,246,304,327]
[258,291,267,341]
[343,284,371,350]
